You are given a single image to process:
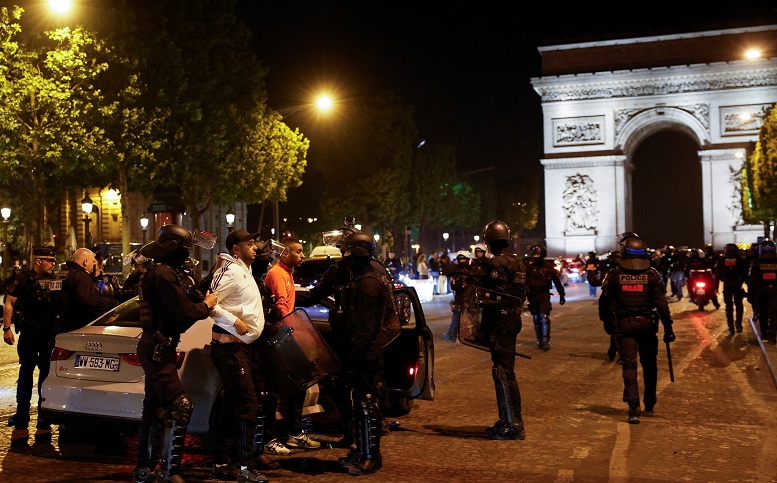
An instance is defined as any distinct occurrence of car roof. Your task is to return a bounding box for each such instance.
[309,245,342,258]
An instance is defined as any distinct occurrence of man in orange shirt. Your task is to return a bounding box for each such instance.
[262,238,322,454]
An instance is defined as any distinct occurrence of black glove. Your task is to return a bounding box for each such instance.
[603,320,615,335]
[559,295,566,306]
[663,326,676,344]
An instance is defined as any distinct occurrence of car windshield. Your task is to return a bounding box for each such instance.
[91,297,142,328]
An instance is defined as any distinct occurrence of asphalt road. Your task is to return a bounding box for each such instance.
[1,282,776,482]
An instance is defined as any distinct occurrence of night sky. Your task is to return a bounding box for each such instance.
[237,2,776,244]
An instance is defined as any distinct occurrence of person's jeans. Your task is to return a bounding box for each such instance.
[447,309,461,339]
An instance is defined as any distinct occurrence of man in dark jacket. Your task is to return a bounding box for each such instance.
[57,248,117,334]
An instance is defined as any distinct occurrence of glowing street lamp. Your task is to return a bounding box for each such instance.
[81,193,93,247]
[140,213,149,244]
[226,208,235,228]
[316,95,333,112]
[48,0,72,14]
[373,234,380,243]
[1,206,10,280]
[474,235,480,242]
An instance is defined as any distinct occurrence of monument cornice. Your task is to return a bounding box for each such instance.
[541,155,626,170]
[533,62,777,102]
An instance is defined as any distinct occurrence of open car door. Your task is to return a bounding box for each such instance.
[383,286,435,406]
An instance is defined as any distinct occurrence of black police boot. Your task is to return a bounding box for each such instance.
[627,402,641,424]
[485,420,505,437]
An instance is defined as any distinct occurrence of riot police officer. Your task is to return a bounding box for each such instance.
[478,221,527,440]
[295,221,392,452]
[525,244,565,351]
[716,243,748,334]
[335,232,396,475]
[133,225,218,483]
[3,246,59,444]
[442,251,481,342]
[748,239,777,344]
[599,237,675,424]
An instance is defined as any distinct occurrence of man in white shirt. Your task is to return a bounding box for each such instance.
[209,229,268,483]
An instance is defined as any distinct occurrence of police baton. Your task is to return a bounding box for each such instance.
[749,317,777,392]
[665,341,675,382]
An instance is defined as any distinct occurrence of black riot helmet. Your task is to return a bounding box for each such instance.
[704,243,715,257]
[619,237,650,271]
[759,239,776,260]
[341,232,375,258]
[140,224,194,260]
[530,244,547,259]
[483,220,511,254]
[618,232,641,250]
[724,243,739,257]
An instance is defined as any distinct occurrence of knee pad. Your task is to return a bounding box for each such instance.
[169,394,193,425]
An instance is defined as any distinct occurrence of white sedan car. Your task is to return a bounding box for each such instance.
[41,285,434,434]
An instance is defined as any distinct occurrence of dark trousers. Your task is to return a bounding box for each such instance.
[15,332,53,429]
[756,293,777,340]
[486,310,522,418]
[722,285,744,330]
[210,341,260,465]
[614,316,658,407]
[277,392,305,439]
[137,339,185,467]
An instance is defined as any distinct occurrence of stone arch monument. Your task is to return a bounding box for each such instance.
[531,25,777,255]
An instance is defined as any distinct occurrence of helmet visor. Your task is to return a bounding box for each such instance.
[624,247,646,257]
[322,230,344,247]
[192,229,216,250]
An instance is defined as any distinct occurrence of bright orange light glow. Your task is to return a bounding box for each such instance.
[316,95,333,112]
[745,48,762,60]
[49,0,72,14]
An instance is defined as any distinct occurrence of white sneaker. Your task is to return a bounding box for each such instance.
[286,432,321,449]
[265,438,291,455]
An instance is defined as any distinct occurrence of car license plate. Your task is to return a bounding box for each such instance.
[74,355,120,371]
[695,288,706,295]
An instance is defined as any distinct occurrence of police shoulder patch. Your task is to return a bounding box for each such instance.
[491,269,499,279]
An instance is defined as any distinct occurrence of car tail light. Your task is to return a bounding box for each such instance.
[50,347,73,361]
[175,351,185,369]
[695,281,706,288]
[120,353,142,366]
[409,365,417,377]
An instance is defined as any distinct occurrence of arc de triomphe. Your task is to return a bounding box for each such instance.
[531,25,777,255]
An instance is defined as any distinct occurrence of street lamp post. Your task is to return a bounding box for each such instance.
[140,213,149,244]
[1,206,10,280]
[442,232,449,251]
[81,193,93,248]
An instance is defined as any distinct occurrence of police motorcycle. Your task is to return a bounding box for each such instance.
[686,249,717,310]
